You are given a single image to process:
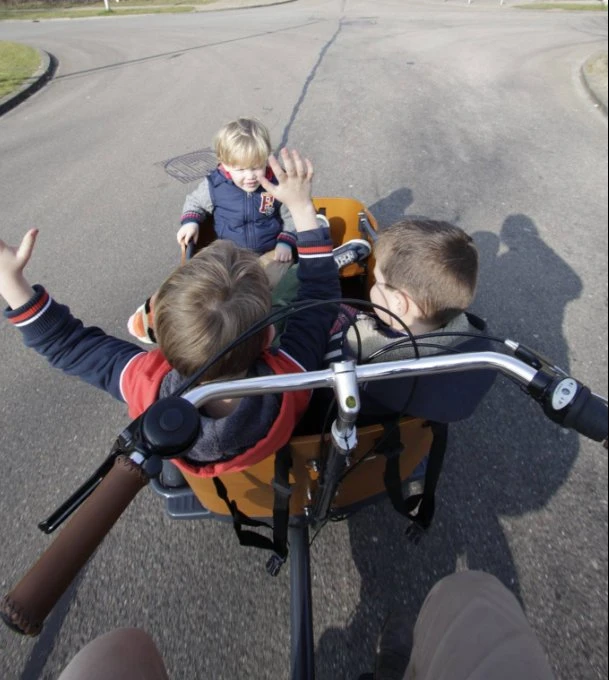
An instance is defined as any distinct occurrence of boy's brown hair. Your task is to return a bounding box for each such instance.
[375,219,479,326]
[155,240,271,379]
[214,117,272,169]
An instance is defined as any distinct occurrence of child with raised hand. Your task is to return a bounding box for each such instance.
[128,117,370,344]
[1,149,342,470]
[177,117,296,260]
[316,219,495,425]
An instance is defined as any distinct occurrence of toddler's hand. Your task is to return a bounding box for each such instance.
[273,243,293,262]
[177,223,199,246]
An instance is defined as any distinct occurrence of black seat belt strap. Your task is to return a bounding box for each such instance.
[211,444,293,576]
[212,476,275,549]
[268,444,293,576]
[378,420,448,543]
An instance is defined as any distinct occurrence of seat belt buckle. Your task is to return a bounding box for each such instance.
[266,552,287,577]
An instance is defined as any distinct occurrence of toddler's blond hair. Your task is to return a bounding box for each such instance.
[214,117,272,169]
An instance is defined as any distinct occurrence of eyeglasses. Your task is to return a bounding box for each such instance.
[375,280,398,292]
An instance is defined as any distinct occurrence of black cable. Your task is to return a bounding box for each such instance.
[173,298,334,397]
[160,290,424,524]
[314,301,420,478]
[416,330,505,344]
[172,297,418,398]
[367,331,533,392]
[321,304,420,423]
[365,330,506,363]
[387,342,463,354]
[339,304,364,366]
[308,520,327,548]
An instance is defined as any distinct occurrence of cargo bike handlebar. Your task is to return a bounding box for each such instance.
[1,350,607,644]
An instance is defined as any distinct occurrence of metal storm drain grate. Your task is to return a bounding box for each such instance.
[161,149,217,183]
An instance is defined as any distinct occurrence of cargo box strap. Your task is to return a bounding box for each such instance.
[211,445,293,576]
[379,420,448,543]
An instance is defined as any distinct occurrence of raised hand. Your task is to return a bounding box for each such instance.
[0,228,38,308]
[260,149,318,232]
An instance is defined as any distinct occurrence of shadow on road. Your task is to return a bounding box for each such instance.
[315,211,583,679]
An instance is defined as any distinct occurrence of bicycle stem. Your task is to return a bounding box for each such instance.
[310,361,360,527]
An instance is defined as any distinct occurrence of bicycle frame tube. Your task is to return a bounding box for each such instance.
[310,361,360,528]
[290,525,314,680]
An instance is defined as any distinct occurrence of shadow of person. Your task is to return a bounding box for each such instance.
[366,188,414,229]
[314,214,583,679]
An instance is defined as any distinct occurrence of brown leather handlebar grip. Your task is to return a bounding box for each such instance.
[0,455,148,636]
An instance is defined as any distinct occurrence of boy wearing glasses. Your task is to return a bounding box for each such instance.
[319,219,494,424]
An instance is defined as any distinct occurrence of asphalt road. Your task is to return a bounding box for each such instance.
[0,1,607,678]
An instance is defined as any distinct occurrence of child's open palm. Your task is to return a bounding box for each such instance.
[259,149,317,233]
[0,228,38,308]
[0,229,37,275]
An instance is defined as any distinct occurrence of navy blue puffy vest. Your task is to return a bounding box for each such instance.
[208,168,283,254]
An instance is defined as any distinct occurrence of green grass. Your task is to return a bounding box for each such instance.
[0,40,39,98]
[0,1,200,21]
[515,2,607,9]
[1,0,201,5]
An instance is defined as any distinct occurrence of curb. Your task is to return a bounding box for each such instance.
[194,0,296,11]
[0,48,56,117]
[580,51,608,116]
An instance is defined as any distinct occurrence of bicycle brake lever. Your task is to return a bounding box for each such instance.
[38,397,201,534]
[37,423,140,535]
[504,339,568,376]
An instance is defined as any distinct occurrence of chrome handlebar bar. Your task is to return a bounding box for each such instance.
[181,352,538,408]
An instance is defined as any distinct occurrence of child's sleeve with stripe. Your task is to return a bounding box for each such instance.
[278,227,341,372]
[4,285,144,402]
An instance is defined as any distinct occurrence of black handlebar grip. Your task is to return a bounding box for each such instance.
[186,241,196,261]
[563,387,609,443]
[0,455,148,636]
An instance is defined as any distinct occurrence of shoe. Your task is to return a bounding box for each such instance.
[333,239,372,269]
[316,213,330,228]
[127,297,156,344]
